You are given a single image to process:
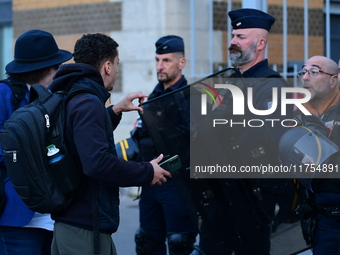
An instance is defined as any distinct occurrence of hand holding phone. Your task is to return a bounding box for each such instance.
[159,155,182,173]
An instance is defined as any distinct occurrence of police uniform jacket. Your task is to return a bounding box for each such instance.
[295,100,340,194]
[242,59,292,143]
[137,75,188,162]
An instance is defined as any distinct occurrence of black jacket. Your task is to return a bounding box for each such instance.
[243,59,292,143]
[50,63,154,233]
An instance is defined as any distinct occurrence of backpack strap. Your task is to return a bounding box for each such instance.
[64,87,102,254]
[0,167,7,215]
[30,84,100,105]
[63,87,102,104]
[1,78,28,110]
[90,180,100,254]
[30,84,54,103]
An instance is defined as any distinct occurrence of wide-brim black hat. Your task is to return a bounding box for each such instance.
[6,30,72,74]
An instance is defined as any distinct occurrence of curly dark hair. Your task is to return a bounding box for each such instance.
[73,33,119,69]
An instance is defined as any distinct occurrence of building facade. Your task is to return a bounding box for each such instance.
[0,0,338,140]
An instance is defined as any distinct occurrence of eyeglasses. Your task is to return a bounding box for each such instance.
[298,68,335,78]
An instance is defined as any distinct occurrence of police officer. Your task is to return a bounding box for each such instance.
[293,56,340,255]
[134,35,198,255]
[191,8,292,255]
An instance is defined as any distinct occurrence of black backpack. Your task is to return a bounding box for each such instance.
[0,78,28,215]
[0,84,90,213]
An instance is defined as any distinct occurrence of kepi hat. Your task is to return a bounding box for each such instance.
[6,30,72,73]
[228,8,275,31]
[155,35,184,54]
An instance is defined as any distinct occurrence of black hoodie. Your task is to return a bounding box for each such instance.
[50,63,154,233]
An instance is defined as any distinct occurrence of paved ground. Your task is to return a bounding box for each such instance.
[112,188,313,255]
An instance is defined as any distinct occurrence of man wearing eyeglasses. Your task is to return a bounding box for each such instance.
[294,55,340,255]
[298,56,339,115]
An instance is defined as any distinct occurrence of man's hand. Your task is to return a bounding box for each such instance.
[112,91,148,115]
[150,154,172,186]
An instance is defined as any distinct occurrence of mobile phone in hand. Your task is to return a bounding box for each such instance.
[159,155,182,173]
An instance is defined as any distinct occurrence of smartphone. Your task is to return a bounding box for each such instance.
[159,155,182,173]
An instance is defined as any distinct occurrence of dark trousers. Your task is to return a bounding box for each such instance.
[0,226,53,255]
[198,189,271,255]
[139,180,198,255]
[313,192,340,255]
[313,214,340,255]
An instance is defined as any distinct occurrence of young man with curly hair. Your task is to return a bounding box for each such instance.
[49,33,170,255]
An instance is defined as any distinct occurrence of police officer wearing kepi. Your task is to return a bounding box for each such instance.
[191,8,292,255]
[134,35,198,255]
[284,56,340,255]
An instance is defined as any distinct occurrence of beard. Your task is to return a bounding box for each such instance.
[157,70,178,84]
[229,40,257,66]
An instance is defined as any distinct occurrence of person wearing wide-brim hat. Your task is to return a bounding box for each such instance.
[0,29,72,255]
[5,29,72,84]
